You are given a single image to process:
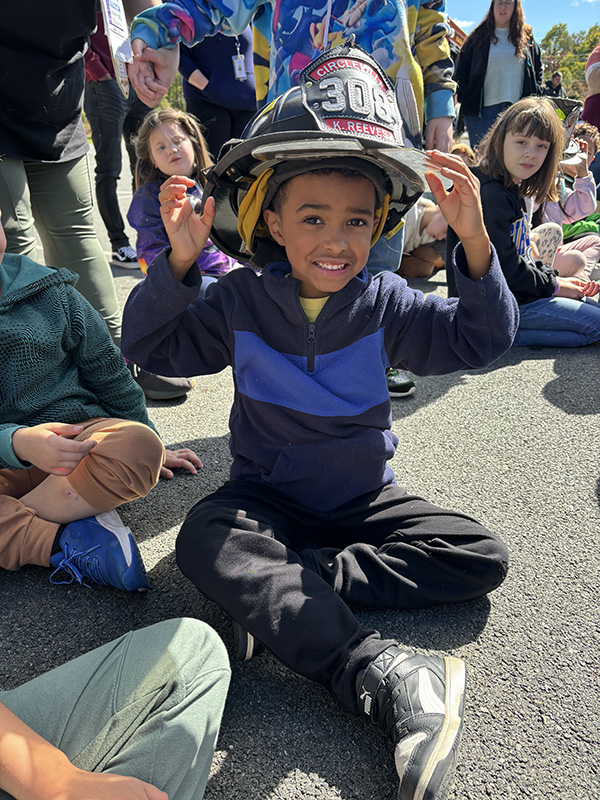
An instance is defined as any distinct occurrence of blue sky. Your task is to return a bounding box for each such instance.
[449,0,600,42]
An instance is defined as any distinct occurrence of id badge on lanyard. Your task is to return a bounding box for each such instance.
[232,36,247,82]
[99,0,133,98]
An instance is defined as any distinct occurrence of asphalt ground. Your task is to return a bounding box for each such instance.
[1,150,599,800]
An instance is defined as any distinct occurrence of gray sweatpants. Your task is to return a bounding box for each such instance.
[0,154,122,345]
[0,618,230,800]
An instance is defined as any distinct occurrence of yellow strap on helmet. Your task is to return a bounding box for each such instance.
[371,194,389,246]
[237,168,274,252]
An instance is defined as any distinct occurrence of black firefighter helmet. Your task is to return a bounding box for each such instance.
[201,39,449,266]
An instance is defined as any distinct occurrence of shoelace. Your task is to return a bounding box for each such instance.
[49,544,108,588]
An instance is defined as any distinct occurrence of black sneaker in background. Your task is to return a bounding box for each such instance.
[233,620,265,661]
[387,369,416,397]
[112,244,140,267]
[127,362,196,401]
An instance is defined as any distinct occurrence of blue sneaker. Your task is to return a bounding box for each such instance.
[49,510,149,592]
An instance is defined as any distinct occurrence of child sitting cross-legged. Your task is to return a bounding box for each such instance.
[447,97,600,346]
[122,43,518,800]
[0,212,201,593]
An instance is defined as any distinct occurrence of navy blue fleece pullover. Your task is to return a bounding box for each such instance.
[122,245,518,511]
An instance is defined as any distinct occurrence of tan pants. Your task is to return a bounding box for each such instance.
[0,418,164,570]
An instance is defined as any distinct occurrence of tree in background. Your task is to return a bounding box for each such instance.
[541,23,600,99]
[164,73,185,110]
[541,24,573,73]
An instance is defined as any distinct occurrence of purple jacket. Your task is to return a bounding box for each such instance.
[127,180,236,275]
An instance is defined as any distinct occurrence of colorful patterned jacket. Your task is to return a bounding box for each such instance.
[131,0,455,147]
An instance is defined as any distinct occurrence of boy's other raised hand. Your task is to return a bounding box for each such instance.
[424,150,491,281]
[424,151,486,241]
[11,423,96,476]
[158,176,216,281]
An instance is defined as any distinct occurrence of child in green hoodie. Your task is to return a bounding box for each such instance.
[0,215,201,592]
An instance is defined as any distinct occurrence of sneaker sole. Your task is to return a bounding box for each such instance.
[233,620,265,661]
[95,510,150,593]
[404,657,466,800]
[389,385,416,398]
[141,378,197,401]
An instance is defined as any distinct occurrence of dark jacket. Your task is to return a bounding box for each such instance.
[542,79,567,98]
[179,29,256,111]
[122,246,518,512]
[455,34,542,117]
[446,167,557,305]
[0,0,95,161]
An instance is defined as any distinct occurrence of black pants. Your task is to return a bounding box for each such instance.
[176,480,508,712]
[184,96,256,161]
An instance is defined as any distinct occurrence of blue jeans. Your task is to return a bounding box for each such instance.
[465,102,512,149]
[84,79,149,248]
[366,225,405,274]
[514,296,600,347]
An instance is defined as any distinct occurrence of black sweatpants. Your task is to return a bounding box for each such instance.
[176,480,508,712]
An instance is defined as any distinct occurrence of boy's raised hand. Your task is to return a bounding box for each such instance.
[11,424,96,476]
[424,151,486,241]
[424,150,491,281]
[158,176,216,281]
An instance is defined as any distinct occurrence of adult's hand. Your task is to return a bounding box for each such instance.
[128,39,180,107]
[187,68,209,92]
[425,117,453,152]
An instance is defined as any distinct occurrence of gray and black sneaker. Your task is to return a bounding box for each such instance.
[356,645,466,800]
[387,369,416,398]
[127,362,196,401]
[233,620,265,661]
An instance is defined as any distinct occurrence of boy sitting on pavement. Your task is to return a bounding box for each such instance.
[122,43,518,800]
[0,212,201,593]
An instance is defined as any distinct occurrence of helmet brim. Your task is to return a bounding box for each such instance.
[202,130,451,262]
